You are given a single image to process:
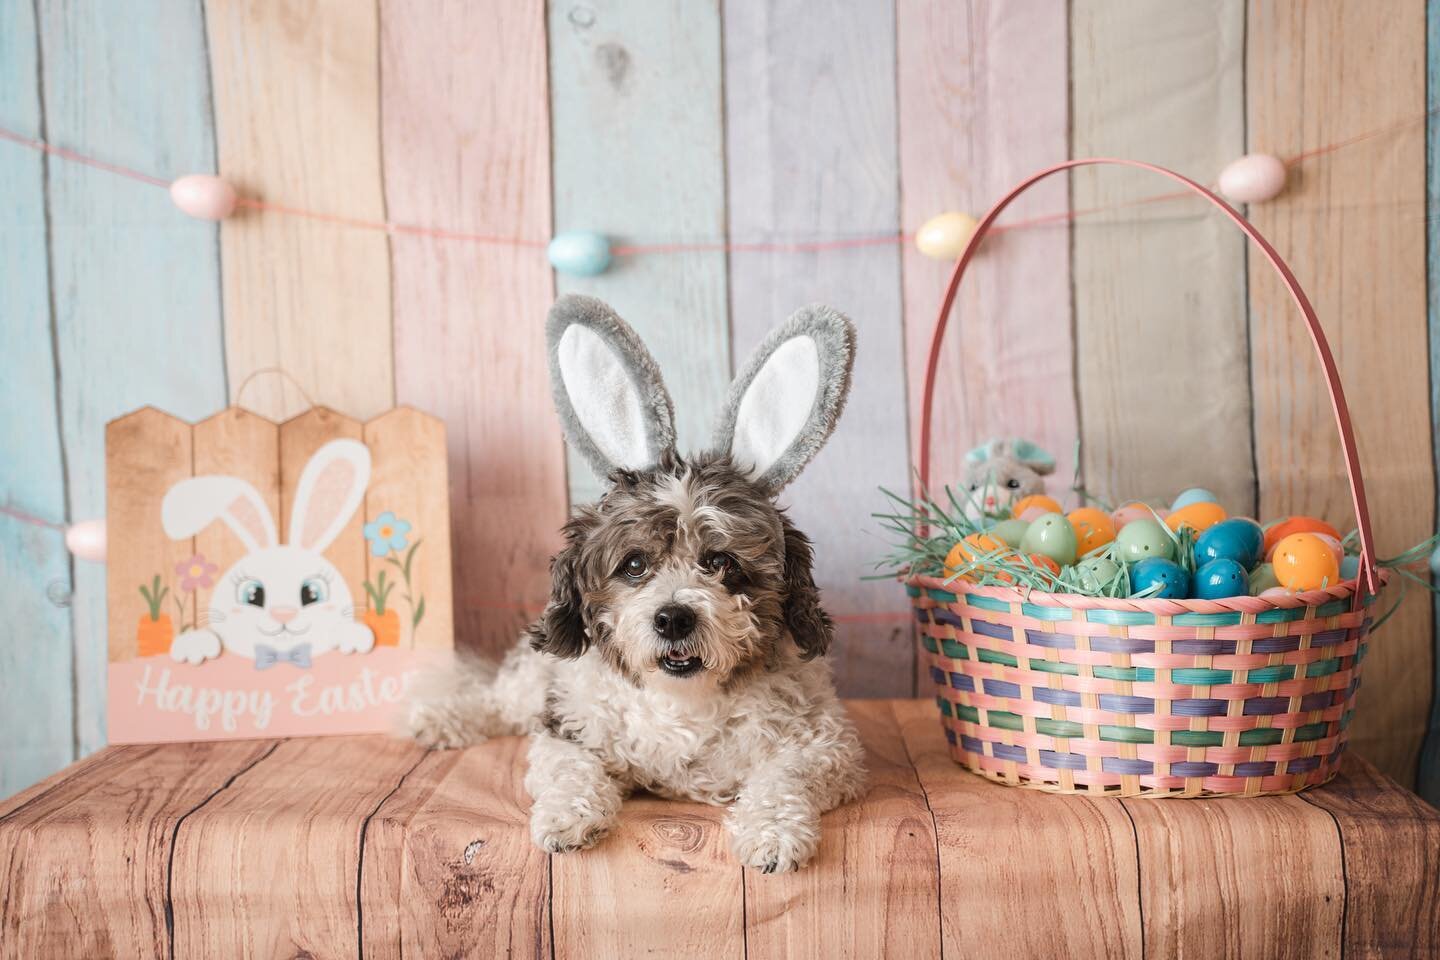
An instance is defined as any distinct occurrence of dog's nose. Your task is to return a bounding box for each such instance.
[270,606,298,625]
[653,604,696,640]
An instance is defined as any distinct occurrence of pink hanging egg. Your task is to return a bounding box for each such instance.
[170,174,238,220]
[1218,154,1287,204]
[65,519,107,563]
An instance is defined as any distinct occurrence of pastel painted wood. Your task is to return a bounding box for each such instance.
[206,0,393,423]
[37,0,227,757]
[278,408,367,614]
[1246,0,1434,783]
[1423,0,1440,803]
[895,0,1075,501]
[724,0,913,697]
[548,0,731,506]
[0,0,74,797]
[1070,0,1255,514]
[379,0,567,658]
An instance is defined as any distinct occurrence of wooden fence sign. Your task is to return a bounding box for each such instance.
[105,405,452,743]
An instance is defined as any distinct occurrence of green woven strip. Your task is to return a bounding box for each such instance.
[1316,599,1350,617]
[937,696,953,717]
[1086,609,1156,626]
[942,638,969,659]
[1099,725,1153,744]
[1020,602,1073,621]
[1339,709,1354,730]
[1172,667,1233,686]
[906,584,922,598]
[1172,611,1244,627]
[1093,665,1156,682]
[956,704,980,723]
[1355,645,1369,664]
[1255,606,1307,624]
[965,594,1010,612]
[922,635,939,655]
[927,588,959,604]
[987,710,1024,731]
[1036,717,1084,738]
[978,648,1019,667]
[1029,659,1079,676]
[1239,728,1284,746]
[1295,722,1329,742]
[1245,665,1296,683]
[1172,730,1223,747]
[1306,658,1341,677]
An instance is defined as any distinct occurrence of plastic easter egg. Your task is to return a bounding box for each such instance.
[1025,554,1061,577]
[1249,563,1280,594]
[170,174,238,220]
[1263,516,1341,558]
[1067,507,1116,555]
[1115,518,1176,563]
[1171,487,1218,511]
[1195,518,1265,569]
[915,211,979,261]
[1012,494,1062,518]
[64,519,107,563]
[944,533,1011,581]
[547,230,613,276]
[1340,554,1361,582]
[1272,533,1340,592]
[1112,501,1159,531]
[1075,556,1121,593]
[1130,558,1191,599]
[1431,541,1440,577]
[1259,586,1295,600]
[1018,506,1050,522]
[1314,534,1344,558]
[988,518,1030,549]
[1218,153,1287,204]
[1019,512,1078,566]
[1166,501,1227,534]
[1193,558,1249,600]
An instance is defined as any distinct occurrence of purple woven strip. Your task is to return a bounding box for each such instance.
[1234,761,1277,777]
[991,742,1028,763]
[946,728,959,746]
[1039,749,1089,770]
[1252,635,1303,654]
[1287,755,1323,773]
[959,733,982,752]
[983,678,1022,698]
[1034,687,1082,707]
[1026,630,1076,649]
[949,673,975,693]
[969,619,1011,640]
[1172,698,1228,717]
[1310,628,1348,647]
[1098,694,1155,715]
[1172,637,1236,656]
[933,609,964,628]
[914,608,930,624]
[1244,696,1292,715]
[1090,634,1155,654]
[1171,761,1219,777]
[1301,691,1337,711]
[1102,756,1155,775]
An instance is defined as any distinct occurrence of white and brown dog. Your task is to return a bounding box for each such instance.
[407,295,865,873]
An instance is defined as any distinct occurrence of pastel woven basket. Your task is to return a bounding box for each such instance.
[911,158,1386,798]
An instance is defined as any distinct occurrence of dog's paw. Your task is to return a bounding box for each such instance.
[530,804,612,854]
[404,701,487,751]
[729,814,820,874]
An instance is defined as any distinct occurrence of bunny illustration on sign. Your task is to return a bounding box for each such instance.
[160,439,376,667]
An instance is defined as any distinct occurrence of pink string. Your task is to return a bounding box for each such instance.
[0,503,66,531]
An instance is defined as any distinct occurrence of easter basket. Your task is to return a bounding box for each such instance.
[910,158,1387,798]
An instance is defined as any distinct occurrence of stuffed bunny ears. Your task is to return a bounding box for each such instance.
[546,295,856,493]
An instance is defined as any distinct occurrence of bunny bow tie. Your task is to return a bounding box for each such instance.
[254,643,313,671]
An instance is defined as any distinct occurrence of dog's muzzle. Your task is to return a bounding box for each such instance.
[654,603,704,676]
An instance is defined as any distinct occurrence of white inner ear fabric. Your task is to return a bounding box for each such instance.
[733,335,820,478]
[558,325,650,469]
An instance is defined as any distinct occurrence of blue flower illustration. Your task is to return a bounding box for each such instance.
[363,511,412,557]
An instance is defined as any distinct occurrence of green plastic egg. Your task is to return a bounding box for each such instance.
[1115,518,1175,563]
[989,518,1030,548]
[1075,556,1121,593]
[1019,512,1078,566]
[1248,563,1279,594]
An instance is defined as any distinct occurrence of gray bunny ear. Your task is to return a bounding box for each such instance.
[712,305,856,493]
[547,295,676,480]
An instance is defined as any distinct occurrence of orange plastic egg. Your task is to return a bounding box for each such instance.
[1012,494,1063,518]
[1025,554,1061,576]
[1272,533,1340,592]
[943,533,1011,581]
[1166,501,1227,534]
[1263,516,1341,558]
[1067,507,1116,554]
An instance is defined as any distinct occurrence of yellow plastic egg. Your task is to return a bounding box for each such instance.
[1012,494,1062,518]
[1272,533,1340,592]
[1067,507,1116,554]
[943,533,1012,581]
[915,212,979,261]
[1166,501,1227,534]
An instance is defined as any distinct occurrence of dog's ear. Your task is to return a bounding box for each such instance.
[711,305,856,494]
[527,515,593,659]
[547,295,677,481]
[781,515,833,660]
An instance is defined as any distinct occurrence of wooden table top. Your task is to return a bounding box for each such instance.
[2,699,1438,959]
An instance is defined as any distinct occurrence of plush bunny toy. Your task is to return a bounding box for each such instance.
[160,438,376,668]
[962,437,1056,516]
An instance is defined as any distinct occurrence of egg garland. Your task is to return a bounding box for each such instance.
[547,230,613,276]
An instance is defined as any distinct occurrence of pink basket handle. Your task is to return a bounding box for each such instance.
[917,157,1380,597]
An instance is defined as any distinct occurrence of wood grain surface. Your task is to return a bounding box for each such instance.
[379,0,566,659]
[1422,0,1440,806]
[1070,0,1255,513]
[724,0,914,698]
[278,408,367,608]
[207,0,393,423]
[0,0,73,796]
[1246,0,1435,783]
[548,0,732,507]
[37,0,228,758]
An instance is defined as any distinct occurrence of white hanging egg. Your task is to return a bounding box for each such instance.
[915,212,978,261]
[65,519,107,563]
[1218,154,1287,204]
[170,174,238,220]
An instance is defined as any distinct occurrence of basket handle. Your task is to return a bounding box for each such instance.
[916,157,1380,597]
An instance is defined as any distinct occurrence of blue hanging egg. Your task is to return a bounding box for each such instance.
[1195,518,1265,570]
[1171,487,1219,511]
[1193,558,1249,599]
[1129,557,1190,599]
[547,231,613,276]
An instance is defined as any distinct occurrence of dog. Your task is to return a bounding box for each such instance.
[406,295,865,873]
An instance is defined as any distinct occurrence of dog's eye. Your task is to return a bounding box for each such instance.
[236,578,265,608]
[1005,477,1021,489]
[621,553,648,579]
[702,553,734,575]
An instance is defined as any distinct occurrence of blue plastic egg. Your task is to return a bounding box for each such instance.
[547,231,613,276]
[1341,554,1361,581]
[1193,558,1249,599]
[1195,518,1265,570]
[1171,487,1219,511]
[1129,557,1191,599]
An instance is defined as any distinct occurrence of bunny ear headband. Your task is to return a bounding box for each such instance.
[546,294,856,494]
[964,437,1057,476]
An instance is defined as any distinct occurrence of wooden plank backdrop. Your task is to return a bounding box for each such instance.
[1424,0,1440,805]
[7,0,1440,798]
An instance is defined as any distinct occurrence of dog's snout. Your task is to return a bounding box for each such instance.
[653,604,697,640]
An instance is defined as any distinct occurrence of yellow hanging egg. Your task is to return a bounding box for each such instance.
[1166,501,1227,534]
[1272,533,1340,592]
[1067,507,1116,554]
[916,212,979,261]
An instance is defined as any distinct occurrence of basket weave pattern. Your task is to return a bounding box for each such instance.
[910,575,1380,797]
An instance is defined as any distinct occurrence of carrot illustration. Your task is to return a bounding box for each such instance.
[137,575,174,658]
[363,569,401,647]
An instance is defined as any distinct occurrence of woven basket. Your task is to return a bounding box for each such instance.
[910,158,1386,798]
